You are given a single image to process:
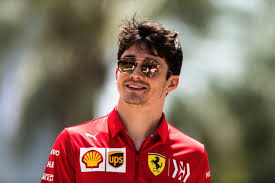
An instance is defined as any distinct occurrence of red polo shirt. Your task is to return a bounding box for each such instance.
[41,108,211,183]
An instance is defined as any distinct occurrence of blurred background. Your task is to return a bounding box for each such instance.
[0,0,274,182]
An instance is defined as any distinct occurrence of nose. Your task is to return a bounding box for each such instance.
[130,62,144,79]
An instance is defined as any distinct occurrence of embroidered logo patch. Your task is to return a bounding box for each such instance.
[82,150,103,168]
[148,153,166,176]
[108,151,124,168]
[42,173,54,181]
[171,159,190,182]
[80,148,105,172]
[106,148,126,173]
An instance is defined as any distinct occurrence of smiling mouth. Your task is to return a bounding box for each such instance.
[126,84,148,90]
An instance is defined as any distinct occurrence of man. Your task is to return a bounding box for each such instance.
[41,17,211,183]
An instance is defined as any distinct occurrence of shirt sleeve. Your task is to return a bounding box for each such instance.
[41,129,76,183]
[192,147,211,183]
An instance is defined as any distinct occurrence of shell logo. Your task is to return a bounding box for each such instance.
[82,150,103,168]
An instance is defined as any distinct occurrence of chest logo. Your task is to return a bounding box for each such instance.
[82,150,103,168]
[106,148,126,173]
[171,159,190,182]
[108,151,124,168]
[85,132,98,140]
[148,153,166,176]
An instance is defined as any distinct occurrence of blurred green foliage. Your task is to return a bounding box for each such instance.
[0,0,274,183]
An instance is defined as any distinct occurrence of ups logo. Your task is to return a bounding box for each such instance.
[108,151,124,168]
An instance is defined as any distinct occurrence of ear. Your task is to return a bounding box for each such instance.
[166,75,179,94]
[115,67,118,81]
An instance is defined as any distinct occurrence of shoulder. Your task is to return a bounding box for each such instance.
[59,114,109,139]
[167,123,205,154]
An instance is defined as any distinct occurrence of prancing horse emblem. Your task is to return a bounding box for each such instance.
[148,153,166,176]
[151,156,162,170]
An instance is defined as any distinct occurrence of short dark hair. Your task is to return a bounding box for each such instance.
[117,17,183,78]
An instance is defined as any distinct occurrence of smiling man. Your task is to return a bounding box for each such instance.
[41,17,211,183]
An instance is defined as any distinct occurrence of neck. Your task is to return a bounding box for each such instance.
[117,99,164,151]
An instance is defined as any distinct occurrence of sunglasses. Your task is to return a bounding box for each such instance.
[117,57,161,78]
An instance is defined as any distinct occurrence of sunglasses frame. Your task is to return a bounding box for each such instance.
[117,57,162,78]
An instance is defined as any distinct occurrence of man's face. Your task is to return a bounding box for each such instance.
[116,43,178,106]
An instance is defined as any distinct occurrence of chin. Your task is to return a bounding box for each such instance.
[123,96,146,105]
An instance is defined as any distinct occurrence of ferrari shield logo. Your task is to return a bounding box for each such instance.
[148,153,166,176]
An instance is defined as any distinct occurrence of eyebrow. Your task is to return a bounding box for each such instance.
[123,54,135,58]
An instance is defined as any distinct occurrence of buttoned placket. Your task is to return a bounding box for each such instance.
[121,130,157,182]
[108,109,169,182]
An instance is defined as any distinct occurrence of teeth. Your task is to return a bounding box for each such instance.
[128,85,143,89]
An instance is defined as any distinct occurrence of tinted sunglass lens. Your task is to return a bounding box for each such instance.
[141,61,159,77]
[118,61,135,74]
[118,57,159,77]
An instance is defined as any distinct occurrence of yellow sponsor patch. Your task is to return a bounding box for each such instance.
[82,150,103,168]
[108,151,124,168]
[148,153,166,176]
